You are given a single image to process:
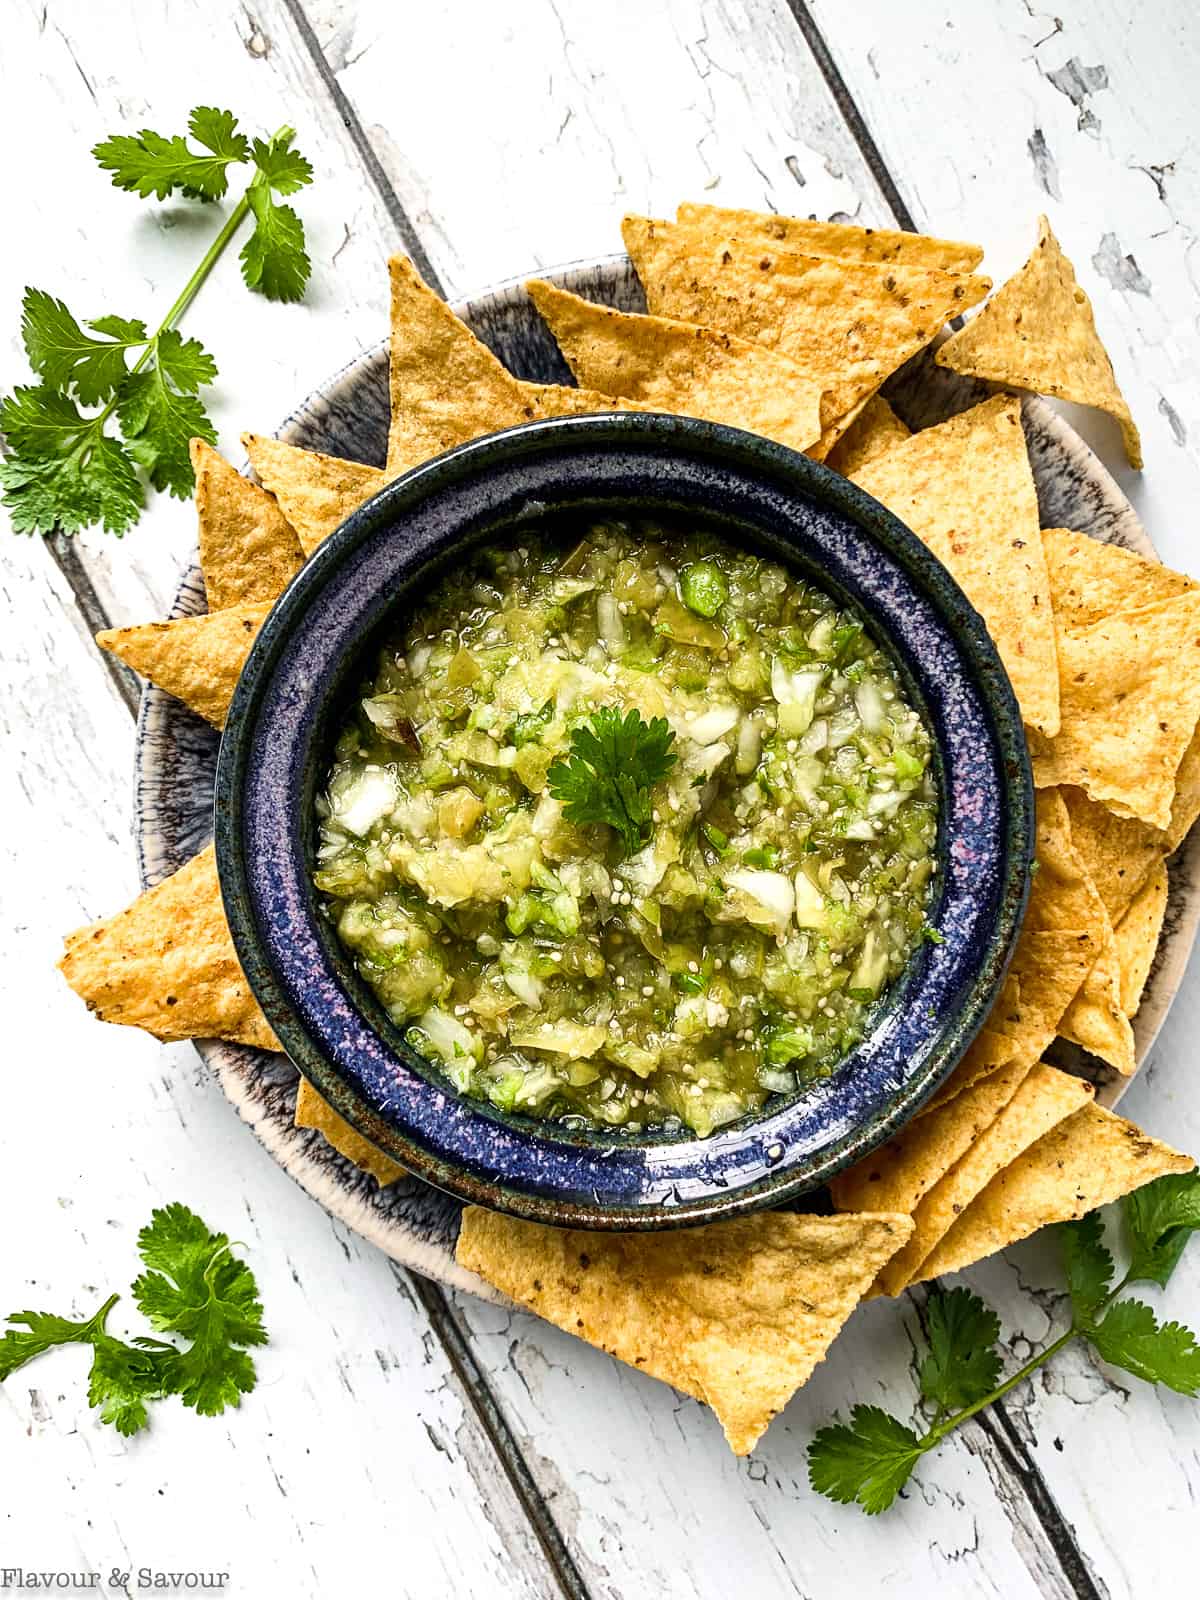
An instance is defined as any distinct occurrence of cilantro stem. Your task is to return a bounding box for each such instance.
[926,1326,1077,1444]
[89,123,293,431]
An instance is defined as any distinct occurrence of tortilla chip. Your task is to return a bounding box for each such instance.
[526,278,823,453]
[1165,726,1200,852]
[851,394,1059,735]
[1043,527,1196,628]
[916,1027,1019,1118]
[190,440,303,609]
[1060,786,1163,923]
[998,927,1099,1060]
[243,434,386,557]
[96,603,270,728]
[917,1103,1193,1281]
[621,216,990,433]
[881,1064,1095,1295]
[59,844,277,1050]
[1029,591,1200,829]
[295,1077,405,1186]
[386,255,532,477]
[1019,790,1134,1073]
[826,395,910,477]
[935,216,1141,468]
[1114,860,1169,1017]
[522,382,641,418]
[675,201,984,273]
[1059,941,1136,1074]
[830,1059,1030,1217]
[456,1206,912,1456]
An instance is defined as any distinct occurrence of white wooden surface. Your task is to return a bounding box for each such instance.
[2,2,1198,1595]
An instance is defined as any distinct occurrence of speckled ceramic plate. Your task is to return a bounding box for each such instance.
[134,256,1200,1292]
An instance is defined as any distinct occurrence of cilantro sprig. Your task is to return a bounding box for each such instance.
[809,1171,1200,1514]
[0,1203,267,1435]
[1,107,314,537]
[546,706,677,858]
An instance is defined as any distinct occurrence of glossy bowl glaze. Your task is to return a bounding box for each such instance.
[214,411,1033,1229]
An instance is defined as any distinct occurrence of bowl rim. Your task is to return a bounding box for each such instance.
[215,410,1033,1229]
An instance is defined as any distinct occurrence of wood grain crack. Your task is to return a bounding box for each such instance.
[276,0,446,294]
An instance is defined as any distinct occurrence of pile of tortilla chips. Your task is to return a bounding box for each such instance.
[61,205,1195,1456]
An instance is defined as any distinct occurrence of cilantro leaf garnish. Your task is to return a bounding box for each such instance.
[93,105,251,201]
[1059,1210,1114,1321]
[0,1204,267,1435]
[1123,1171,1200,1287]
[918,1286,1002,1413]
[808,1170,1200,1516]
[808,1406,925,1514]
[1087,1298,1200,1394]
[546,706,677,857]
[1,109,313,537]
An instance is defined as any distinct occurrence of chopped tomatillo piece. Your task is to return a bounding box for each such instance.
[314,522,938,1134]
[680,559,730,617]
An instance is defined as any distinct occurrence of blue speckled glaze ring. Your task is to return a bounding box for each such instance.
[215,412,1033,1230]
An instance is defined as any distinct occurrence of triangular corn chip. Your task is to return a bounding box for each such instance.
[675,201,984,273]
[997,926,1098,1060]
[456,1206,912,1456]
[1059,938,1135,1074]
[96,603,270,728]
[525,278,823,453]
[936,216,1141,467]
[521,381,652,419]
[1061,786,1164,923]
[295,1077,404,1186]
[851,394,1060,735]
[59,844,277,1051]
[917,1103,1193,1281]
[190,439,303,610]
[1043,527,1195,629]
[880,1064,1094,1295]
[916,1025,1019,1118]
[1115,859,1169,1017]
[243,434,386,557]
[1029,591,1200,828]
[386,256,532,477]
[826,394,910,477]
[1165,726,1200,852]
[622,216,990,433]
[1026,790,1133,1073]
[830,1058,1030,1218]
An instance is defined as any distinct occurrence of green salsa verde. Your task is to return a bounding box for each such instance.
[314,523,939,1136]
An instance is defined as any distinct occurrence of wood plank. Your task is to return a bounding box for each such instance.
[806,0,1200,573]
[802,4,1200,1593]
[299,0,901,295]
[1,0,400,624]
[451,1288,1080,1599]
[0,323,562,1600]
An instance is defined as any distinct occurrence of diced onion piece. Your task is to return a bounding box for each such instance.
[854,679,887,733]
[688,705,740,745]
[735,719,762,775]
[793,869,828,930]
[510,1022,609,1058]
[330,767,398,837]
[597,593,626,651]
[415,1007,482,1066]
[771,660,824,736]
[724,868,795,933]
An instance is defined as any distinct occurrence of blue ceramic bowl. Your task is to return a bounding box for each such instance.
[215,412,1033,1229]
